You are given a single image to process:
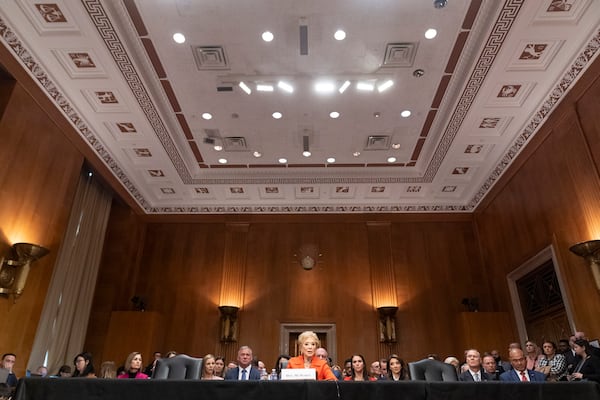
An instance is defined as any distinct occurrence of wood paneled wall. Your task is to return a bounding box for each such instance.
[0,78,83,376]
[474,55,600,341]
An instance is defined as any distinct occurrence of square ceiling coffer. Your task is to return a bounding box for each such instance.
[365,135,390,150]
[193,46,229,70]
[382,43,418,67]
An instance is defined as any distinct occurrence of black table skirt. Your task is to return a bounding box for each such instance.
[14,378,600,400]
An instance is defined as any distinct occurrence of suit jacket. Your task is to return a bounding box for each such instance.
[499,369,546,382]
[563,350,580,374]
[287,355,337,381]
[574,355,600,383]
[224,366,261,380]
[458,370,492,381]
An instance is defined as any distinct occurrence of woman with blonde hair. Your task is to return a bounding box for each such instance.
[99,361,117,378]
[286,331,336,380]
[117,352,149,379]
[201,354,224,380]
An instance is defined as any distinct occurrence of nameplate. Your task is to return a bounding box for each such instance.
[280,368,316,380]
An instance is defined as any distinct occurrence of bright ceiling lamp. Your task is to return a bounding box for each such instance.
[277,81,294,93]
[377,80,394,92]
[262,31,274,42]
[302,135,311,157]
[256,84,274,92]
[338,80,351,93]
[173,33,186,43]
[334,30,346,40]
[425,28,437,39]
[278,158,288,164]
[327,157,336,163]
[272,112,282,119]
[401,110,412,118]
[315,81,336,93]
[356,81,375,91]
[238,81,252,95]
[387,156,397,163]
[201,112,213,120]
[329,111,340,119]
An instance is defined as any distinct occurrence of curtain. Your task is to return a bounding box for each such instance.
[26,170,112,374]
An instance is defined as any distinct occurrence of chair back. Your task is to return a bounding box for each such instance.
[152,354,203,380]
[408,359,458,382]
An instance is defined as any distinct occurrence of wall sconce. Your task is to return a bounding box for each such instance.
[569,240,600,291]
[294,243,321,270]
[219,305,239,342]
[377,306,398,343]
[0,243,49,299]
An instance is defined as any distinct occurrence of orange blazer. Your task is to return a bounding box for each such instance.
[287,355,337,381]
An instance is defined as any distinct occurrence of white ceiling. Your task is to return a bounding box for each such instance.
[1,0,599,214]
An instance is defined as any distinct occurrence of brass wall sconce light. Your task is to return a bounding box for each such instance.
[377,306,398,343]
[569,240,600,291]
[219,305,239,342]
[0,242,49,299]
[294,243,321,271]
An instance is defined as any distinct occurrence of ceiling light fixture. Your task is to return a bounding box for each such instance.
[373,112,381,118]
[272,112,282,119]
[377,80,394,92]
[238,81,252,95]
[413,69,425,78]
[315,81,336,93]
[253,151,262,158]
[334,30,346,41]
[256,84,274,92]
[172,33,186,44]
[218,158,227,164]
[387,157,397,163]
[278,158,287,164]
[353,151,361,157]
[401,110,412,118]
[357,81,375,91]
[338,80,351,93]
[214,145,223,151]
[424,28,438,39]
[277,81,294,93]
[391,143,401,149]
[434,0,448,8]
[201,112,213,120]
[262,31,274,42]
[329,111,340,119]
[302,135,311,157]
[327,157,336,163]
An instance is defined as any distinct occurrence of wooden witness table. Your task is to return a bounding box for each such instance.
[14,378,600,400]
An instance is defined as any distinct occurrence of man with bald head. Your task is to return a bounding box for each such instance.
[499,348,546,382]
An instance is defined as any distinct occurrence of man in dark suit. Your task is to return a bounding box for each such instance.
[482,354,501,380]
[224,346,261,380]
[500,348,546,382]
[458,349,491,381]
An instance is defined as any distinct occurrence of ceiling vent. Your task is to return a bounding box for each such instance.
[365,135,391,150]
[223,137,248,151]
[193,46,229,70]
[382,43,418,67]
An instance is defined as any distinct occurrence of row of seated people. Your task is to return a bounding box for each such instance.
[3,331,599,389]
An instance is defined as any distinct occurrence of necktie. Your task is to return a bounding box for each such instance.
[474,373,480,382]
[241,368,247,380]
[520,371,528,382]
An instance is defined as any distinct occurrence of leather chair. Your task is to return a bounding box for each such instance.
[408,358,458,381]
[152,354,203,379]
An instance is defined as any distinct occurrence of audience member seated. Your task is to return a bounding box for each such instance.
[72,352,96,378]
[481,354,500,380]
[499,348,545,382]
[443,356,460,376]
[459,349,490,381]
[165,351,177,359]
[387,354,408,381]
[214,357,226,378]
[568,339,600,383]
[99,361,117,379]
[201,354,224,380]
[524,341,543,370]
[369,360,385,380]
[536,341,567,381]
[274,355,290,379]
[342,358,352,379]
[490,349,510,373]
[1,354,17,388]
[574,331,600,358]
[53,365,72,378]
[224,346,261,380]
[143,352,162,377]
[344,354,376,381]
[118,352,149,379]
[286,331,337,381]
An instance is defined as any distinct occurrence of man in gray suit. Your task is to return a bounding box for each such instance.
[500,348,546,382]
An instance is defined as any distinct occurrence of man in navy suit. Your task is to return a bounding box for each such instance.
[500,348,546,382]
[224,346,261,380]
[459,349,492,381]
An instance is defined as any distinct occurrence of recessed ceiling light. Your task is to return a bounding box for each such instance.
[353,151,361,157]
[256,84,274,92]
[334,30,346,40]
[277,81,294,93]
[329,111,340,119]
[338,80,351,93]
[391,143,401,149]
[278,158,287,164]
[253,151,262,158]
[327,157,336,163]
[262,31,274,42]
[387,156,397,163]
[377,80,394,92]
[201,112,213,120]
[238,81,252,95]
[357,81,375,91]
[272,112,282,119]
[302,151,312,157]
[214,145,223,151]
[173,33,186,44]
[373,112,381,118]
[218,158,227,164]
[401,110,412,118]
[425,28,437,39]
[315,81,336,93]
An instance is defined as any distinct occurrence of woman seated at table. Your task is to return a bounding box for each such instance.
[568,339,600,383]
[387,354,408,381]
[72,352,96,378]
[201,354,224,380]
[344,354,376,381]
[287,331,337,380]
[117,352,149,379]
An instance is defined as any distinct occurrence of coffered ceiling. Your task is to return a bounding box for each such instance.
[1,0,599,214]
